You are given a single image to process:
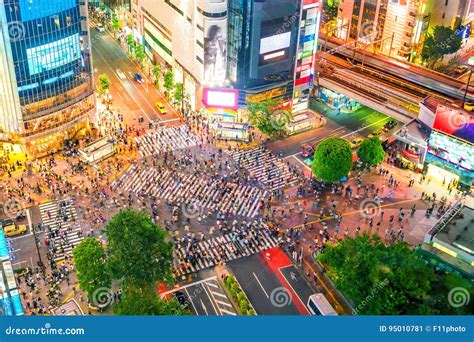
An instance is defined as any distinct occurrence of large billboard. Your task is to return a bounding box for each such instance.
[433,105,474,144]
[203,88,238,110]
[26,33,82,76]
[19,0,77,21]
[203,19,227,85]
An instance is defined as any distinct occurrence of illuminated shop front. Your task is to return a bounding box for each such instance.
[0,0,95,157]
[426,106,474,187]
[202,88,249,142]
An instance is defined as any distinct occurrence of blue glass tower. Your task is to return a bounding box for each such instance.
[0,0,95,157]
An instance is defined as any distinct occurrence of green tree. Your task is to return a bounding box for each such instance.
[357,137,385,166]
[163,71,174,100]
[98,73,111,96]
[247,99,291,137]
[323,0,338,23]
[152,65,162,89]
[135,44,146,63]
[111,13,119,31]
[318,234,473,315]
[113,284,190,316]
[126,34,136,55]
[73,238,111,301]
[422,26,462,68]
[174,82,184,105]
[105,209,174,288]
[312,138,352,182]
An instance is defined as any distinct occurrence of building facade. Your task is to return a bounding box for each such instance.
[133,0,228,112]
[336,0,433,60]
[0,0,95,157]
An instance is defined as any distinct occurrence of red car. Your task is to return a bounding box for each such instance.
[301,143,316,158]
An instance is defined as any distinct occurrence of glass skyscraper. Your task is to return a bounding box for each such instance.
[0,0,94,157]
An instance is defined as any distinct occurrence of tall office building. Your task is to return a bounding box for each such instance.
[227,0,303,108]
[336,0,433,60]
[0,0,95,157]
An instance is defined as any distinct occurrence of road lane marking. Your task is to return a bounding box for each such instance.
[199,299,209,315]
[220,308,237,315]
[211,291,227,298]
[203,282,221,316]
[184,288,199,315]
[160,276,217,297]
[92,40,155,123]
[253,272,269,298]
[216,299,233,308]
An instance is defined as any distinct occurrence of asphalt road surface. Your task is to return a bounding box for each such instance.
[228,251,307,315]
[90,24,179,125]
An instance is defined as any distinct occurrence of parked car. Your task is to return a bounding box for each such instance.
[383,119,397,132]
[367,129,384,139]
[1,219,27,238]
[156,102,167,114]
[301,143,316,158]
[134,73,144,83]
[96,23,105,33]
[454,65,467,75]
[463,102,474,112]
[349,137,364,149]
[303,157,314,166]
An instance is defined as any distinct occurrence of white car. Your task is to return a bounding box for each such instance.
[96,24,105,33]
[116,69,126,80]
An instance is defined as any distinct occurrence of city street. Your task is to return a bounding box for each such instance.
[90,24,179,125]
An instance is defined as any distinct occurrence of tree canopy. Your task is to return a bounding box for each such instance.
[105,209,174,288]
[422,26,462,67]
[247,99,291,137]
[312,138,353,182]
[318,234,473,315]
[98,74,111,96]
[163,71,174,99]
[113,284,190,316]
[357,137,385,166]
[73,238,111,302]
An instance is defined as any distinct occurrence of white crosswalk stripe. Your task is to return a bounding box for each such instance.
[111,164,266,218]
[39,200,82,263]
[226,147,300,191]
[174,229,279,276]
[135,125,201,157]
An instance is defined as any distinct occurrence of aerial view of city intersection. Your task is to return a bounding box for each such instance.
[0,1,472,340]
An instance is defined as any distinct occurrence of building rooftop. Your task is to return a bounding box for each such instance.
[434,204,474,256]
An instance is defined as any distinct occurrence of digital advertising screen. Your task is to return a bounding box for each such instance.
[26,33,81,76]
[433,104,474,143]
[203,18,227,85]
[202,88,238,110]
[428,130,474,172]
[19,0,77,21]
[260,32,291,54]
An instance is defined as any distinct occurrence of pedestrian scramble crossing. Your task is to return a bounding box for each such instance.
[112,164,266,218]
[136,125,201,157]
[226,147,301,191]
[39,200,81,262]
[174,230,279,276]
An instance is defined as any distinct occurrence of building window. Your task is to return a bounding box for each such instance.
[196,56,203,64]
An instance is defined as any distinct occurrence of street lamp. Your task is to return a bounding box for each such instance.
[462,57,474,108]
